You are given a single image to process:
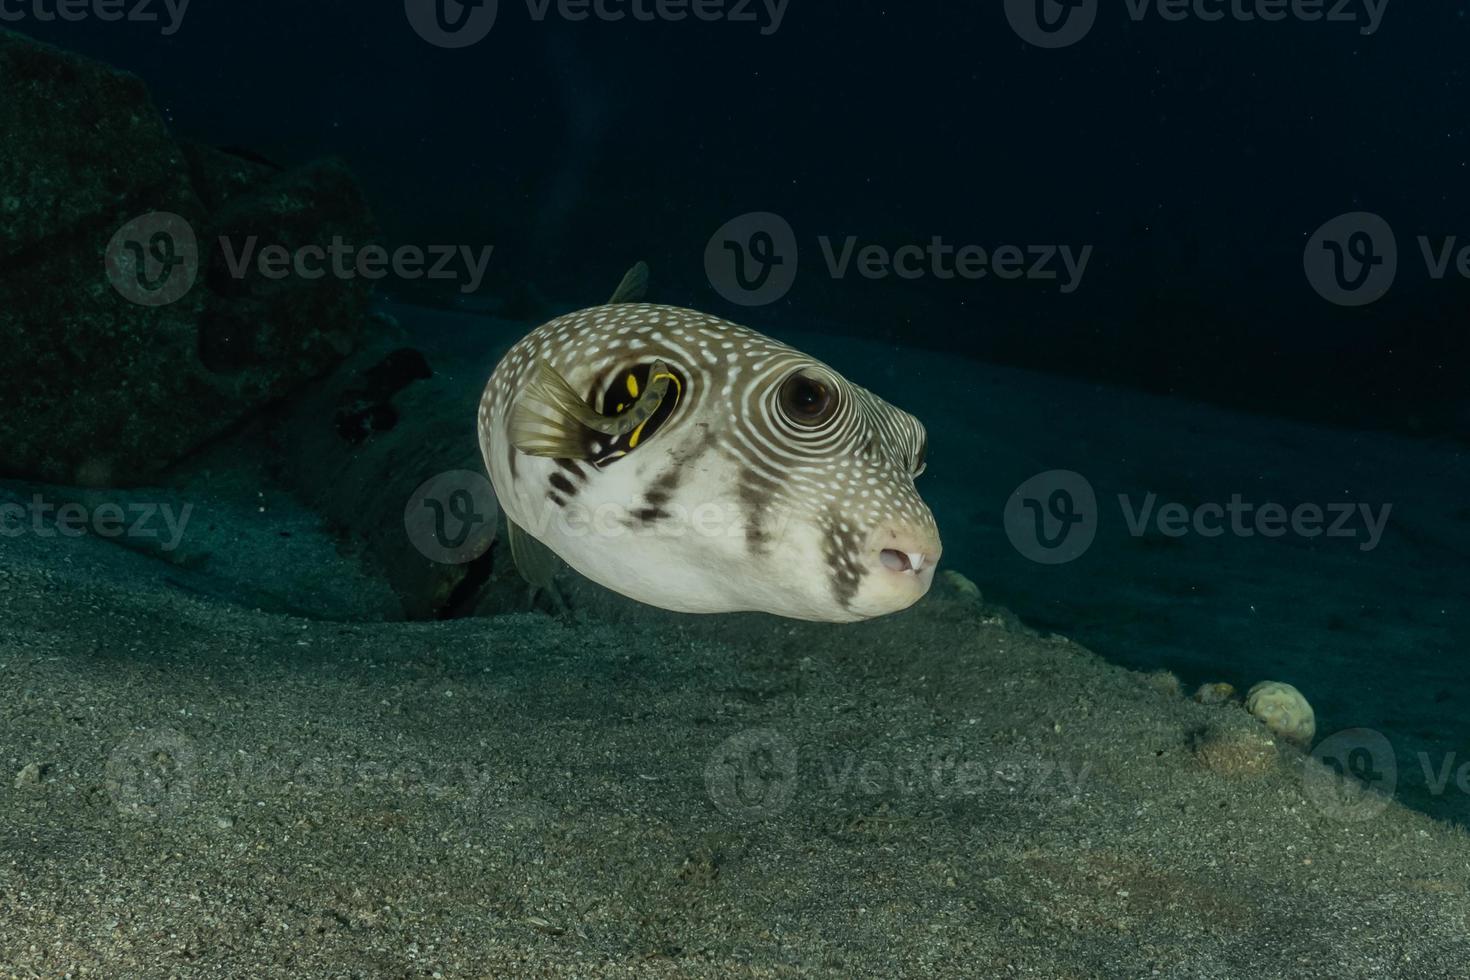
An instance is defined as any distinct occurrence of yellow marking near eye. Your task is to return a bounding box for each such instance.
[626,374,639,397]
[627,372,682,449]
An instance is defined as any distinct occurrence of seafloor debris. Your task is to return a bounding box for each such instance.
[1193,682,1238,706]
[1192,726,1279,777]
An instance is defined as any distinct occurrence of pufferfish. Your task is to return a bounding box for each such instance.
[476,265,941,622]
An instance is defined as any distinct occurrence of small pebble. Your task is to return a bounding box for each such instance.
[14,762,44,789]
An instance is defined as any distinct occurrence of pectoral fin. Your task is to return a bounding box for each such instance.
[509,358,674,459]
[508,360,601,458]
[507,519,565,611]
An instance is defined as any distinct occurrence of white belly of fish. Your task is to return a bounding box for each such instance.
[486,421,754,614]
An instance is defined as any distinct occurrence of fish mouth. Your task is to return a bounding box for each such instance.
[879,548,931,574]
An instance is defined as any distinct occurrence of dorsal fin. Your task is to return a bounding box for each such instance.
[608,261,649,304]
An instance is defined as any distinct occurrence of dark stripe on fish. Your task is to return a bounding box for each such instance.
[555,459,587,480]
[822,508,867,611]
[737,467,781,557]
[549,472,578,497]
[642,460,686,511]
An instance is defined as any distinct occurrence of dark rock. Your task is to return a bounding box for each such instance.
[272,324,500,620]
[0,29,377,486]
[0,30,187,262]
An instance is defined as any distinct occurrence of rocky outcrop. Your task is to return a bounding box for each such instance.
[0,29,377,486]
[269,314,510,621]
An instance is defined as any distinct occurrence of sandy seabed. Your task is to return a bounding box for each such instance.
[3,500,1470,979]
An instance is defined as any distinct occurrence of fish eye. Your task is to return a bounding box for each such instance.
[778,372,836,427]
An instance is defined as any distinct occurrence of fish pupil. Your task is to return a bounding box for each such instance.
[780,373,834,425]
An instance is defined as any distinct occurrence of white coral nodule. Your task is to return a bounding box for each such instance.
[1245,681,1316,746]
